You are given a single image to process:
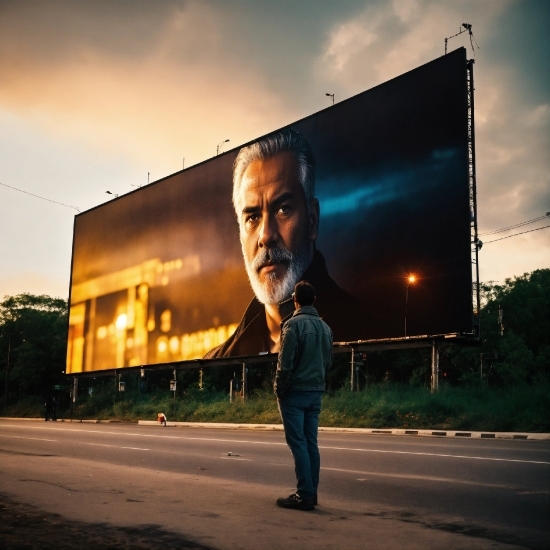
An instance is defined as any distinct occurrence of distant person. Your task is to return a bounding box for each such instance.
[44,399,52,421]
[51,397,58,421]
[204,129,369,359]
[157,413,167,427]
[274,281,333,511]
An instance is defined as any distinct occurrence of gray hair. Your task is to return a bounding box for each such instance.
[232,128,315,215]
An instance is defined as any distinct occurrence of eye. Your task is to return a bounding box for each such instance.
[244,213,261,225]
[278,204,291,215]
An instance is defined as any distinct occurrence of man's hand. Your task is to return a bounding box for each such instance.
[274,371,291,399]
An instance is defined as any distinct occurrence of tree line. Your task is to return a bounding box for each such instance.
[1,268,549,409]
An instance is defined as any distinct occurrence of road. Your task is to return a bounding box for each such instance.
[0,419,548,549]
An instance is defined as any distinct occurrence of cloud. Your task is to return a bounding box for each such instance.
[0,1,298,172]
[316,0,548,282]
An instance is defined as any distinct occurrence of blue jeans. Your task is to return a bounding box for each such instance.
[278,391,322,500]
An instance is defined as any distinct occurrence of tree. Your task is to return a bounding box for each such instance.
[0,294,68,407]
[442,269,550,386]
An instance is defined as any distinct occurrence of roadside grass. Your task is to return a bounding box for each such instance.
[4,383,549,432]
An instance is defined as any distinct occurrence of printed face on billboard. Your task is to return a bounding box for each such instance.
[66,48,472,374]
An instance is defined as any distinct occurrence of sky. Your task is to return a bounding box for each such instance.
[0,0,549,300]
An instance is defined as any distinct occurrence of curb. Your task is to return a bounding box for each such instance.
[2,418,549,440]
[136,421,550,440]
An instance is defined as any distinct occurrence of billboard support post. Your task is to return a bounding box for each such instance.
[241,363,247,401]
[70,376,78,419]
[350,348,355,391]
[431,341,439,393]
[172,369,177,399]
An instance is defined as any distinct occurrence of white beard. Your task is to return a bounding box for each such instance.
[243,242,312,305]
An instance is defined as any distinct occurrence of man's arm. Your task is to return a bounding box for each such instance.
[274,323,297,399]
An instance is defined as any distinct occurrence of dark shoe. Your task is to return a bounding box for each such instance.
[276,493,315,511]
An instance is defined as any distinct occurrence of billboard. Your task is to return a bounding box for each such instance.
[67,48,472,374]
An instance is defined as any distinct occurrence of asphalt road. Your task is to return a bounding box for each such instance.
[0,419,548,549]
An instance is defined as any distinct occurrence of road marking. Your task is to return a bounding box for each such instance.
[323,467,521,489]
[81,443,150,451]
[220,457,252,461]
[317,446,550,465]
[0,435,57,442]
[4,425,549,465]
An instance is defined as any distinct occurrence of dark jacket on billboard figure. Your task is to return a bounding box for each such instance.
[204,250,370,359]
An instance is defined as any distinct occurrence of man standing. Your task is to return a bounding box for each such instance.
[275,281,333,511]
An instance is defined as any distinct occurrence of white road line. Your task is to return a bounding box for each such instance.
[81,443,150,451]
[322,466,522,489]
[219,457,252,461]
[318,446,550,465]
[3,425,548,465]
[0,434,57,442]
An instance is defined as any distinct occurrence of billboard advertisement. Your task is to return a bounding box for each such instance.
[67,48,472,374]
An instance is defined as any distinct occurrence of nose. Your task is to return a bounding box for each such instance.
[258,213,279,248]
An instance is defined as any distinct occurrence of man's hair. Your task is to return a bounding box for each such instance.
[232,128,315,214]
[293,281,316,307]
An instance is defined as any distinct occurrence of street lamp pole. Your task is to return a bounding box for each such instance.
[217,139,230,156]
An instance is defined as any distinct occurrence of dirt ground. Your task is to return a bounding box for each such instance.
[0,493,214,550]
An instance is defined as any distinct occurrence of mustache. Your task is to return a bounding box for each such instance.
[251,247,293,273]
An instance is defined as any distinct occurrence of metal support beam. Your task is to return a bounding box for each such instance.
[467,59,481,338]
[431,340,439,393]
[242,362,247,401]
[350,348,355,391]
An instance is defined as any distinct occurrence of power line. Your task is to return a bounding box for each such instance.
[0,181,79,212]
[479,213,549,236]
[483,224,550,244]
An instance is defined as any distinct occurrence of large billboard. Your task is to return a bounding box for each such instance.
[67,48,472,374]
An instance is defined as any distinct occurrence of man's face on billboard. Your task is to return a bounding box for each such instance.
[236,151,319,305]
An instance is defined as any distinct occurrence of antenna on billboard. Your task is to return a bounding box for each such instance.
[325,93,335,106]
[183,158,185,169]
[445,23,479,56]
[148,172,150,185]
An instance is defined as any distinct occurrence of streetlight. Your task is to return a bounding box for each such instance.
[405,274,416,338]
[325,93,334,105]
[105,191,119,198]
[217,139,230,156]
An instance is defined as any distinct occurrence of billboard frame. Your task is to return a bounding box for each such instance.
[65,49,481,380]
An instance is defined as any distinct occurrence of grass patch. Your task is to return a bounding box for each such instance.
[4,383,549,432]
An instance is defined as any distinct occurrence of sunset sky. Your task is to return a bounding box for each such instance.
[1,0,548,300]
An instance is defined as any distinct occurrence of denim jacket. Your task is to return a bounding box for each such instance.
[274,305,333,398]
